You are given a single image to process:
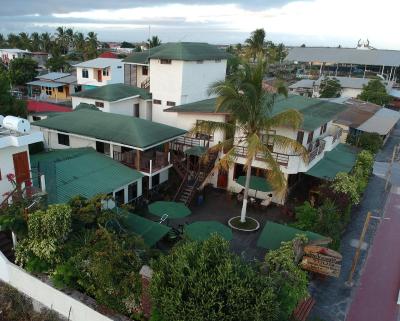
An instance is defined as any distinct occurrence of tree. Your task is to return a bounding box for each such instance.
[85,31,99,59]
[358,79,391,105]
[45,55,69,72]
[0,71,27,117]
[8,57,38,86]
[347,132,383,154]
[245,28,266,59]
[319,77,341,98]
[194,59,306,222]
[73,32,85,53]
[7,33,20,48]
[121,41,134,48]
[18,32,31,50]
[147,35,162,48]
[55,26,69,54]
[40,32,52,52]
[264,237,309,320]
[151,235,279,321]
[30,32,41,51]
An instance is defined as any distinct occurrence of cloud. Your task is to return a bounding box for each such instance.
[0,0,399,49]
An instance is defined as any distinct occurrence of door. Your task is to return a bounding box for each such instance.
[217,169,228,189]
[13,151,30,185]
[65,86,69,97]
[97,69,102,82]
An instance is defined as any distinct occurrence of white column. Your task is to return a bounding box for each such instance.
[40,175,46,192]
[109,144,114,158]
[149,159,153,174]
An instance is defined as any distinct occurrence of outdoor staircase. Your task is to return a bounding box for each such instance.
[171,153,187,179]
[174,151,218,205]
[141,77,150,89]
[0,231,14,262]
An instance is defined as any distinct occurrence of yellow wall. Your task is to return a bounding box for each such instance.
[40,85,70,99]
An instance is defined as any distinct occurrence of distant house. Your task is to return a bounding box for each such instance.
[0,49,32,66]
[289,76,392,98]
[31,108,186,191]
[98,52,118,59]
[71,83,152,119]
[0,116,43,204]
[31,52,49,68]
[27,72,78,100]
[26,100,72,122]
[74,58,124,90]
[333,98,400,144]
[30,148,143,207]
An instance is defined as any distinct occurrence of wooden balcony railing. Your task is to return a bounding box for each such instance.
[308,139,326,163]
[234,145,290,167]
[171,136,210,148]
[113,150,170,174]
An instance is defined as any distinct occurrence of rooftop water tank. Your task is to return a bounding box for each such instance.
[3,116,31,134]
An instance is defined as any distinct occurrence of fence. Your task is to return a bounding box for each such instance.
[0,250,113,321]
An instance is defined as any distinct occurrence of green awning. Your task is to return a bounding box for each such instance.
[118,211,171,247]
[236,175,272,192]
[306,144,358,180]
[148,201,191,219]
[185,221,233,241]
[184,146,208,157]
[257,221,329,250]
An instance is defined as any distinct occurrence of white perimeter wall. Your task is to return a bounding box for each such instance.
[0,251,113,321]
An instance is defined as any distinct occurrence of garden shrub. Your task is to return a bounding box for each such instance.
[151,235,280,321]
[293,201,318,231]
[332,173,360,205]
[347,132,383,154]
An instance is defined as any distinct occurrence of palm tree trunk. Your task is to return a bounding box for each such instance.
[240,164,252,222]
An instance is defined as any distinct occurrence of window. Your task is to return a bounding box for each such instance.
[32,116,41,121]
[152,174,160,187]
[261,131,275,150]
[128,182,138,201]
[296,131,304,144]
[307,131,314,144]
[95,101,104,108]
[44,86,52,96]
[134,103,140,117]
[102,68,109,76]
[58,133,70,146]
[153,99,161,104]
[196,60,204,64]
[160,59,171,64]
[142,66,148,76]
[57,86,63,93]
[195,120,214,141]
[117,66,122,69]
[96,141,110,155]
[114,189,125,206]
[82,69,89,78]
[320,123,327,135]
[166,101,176,107]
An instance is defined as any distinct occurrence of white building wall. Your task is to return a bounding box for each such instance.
[341,88,362,98]
[136,65,149,87]
[76,60,124,87]
[34,128,96,150]
[0,146,30,203]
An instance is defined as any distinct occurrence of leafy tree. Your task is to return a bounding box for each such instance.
[348,132,383,154]
[293,201,318,230]
[147,35,162,48]
[121,41,134,48]
[40,32,52,52]
[73,32,86,52]
[8,57,38,86]
[264,237,309,320]
[332,172,360,205]
[45,55,69,72]
[194,59,306,222]
[245,28,266,59]
[319,77,341,98]
[18,32,31,50]
[353,150,374,192]
[151,235,279,321]
[358,79,391,105]
[30,32,41,51]
[85,31,99,59]
[0,71,27,117]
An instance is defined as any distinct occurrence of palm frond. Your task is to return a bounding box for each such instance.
[265,108,303,130]
[272,134,308,163]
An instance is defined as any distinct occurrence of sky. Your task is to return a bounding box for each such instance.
[1,0,400,49]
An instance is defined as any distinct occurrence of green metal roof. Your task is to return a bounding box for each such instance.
[118,209,171,246]
[33,109,187,149]
[71,83,152,101]
[257,221,328,250]
[166,95,347,131]
[306,143,358,180]
[185,221,233,241]
[236,175,272,192]
[123,42,230,63]
[30,148,143,204]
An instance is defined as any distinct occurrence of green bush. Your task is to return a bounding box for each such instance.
[347,132,383,154]
[293,201,318,231]
[151,235,280,321]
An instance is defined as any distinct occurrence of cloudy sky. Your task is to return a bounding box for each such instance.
[1,0,400,49]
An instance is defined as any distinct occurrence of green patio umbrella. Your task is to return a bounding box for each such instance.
[148,201,191,219]
[236,175,272,198]
[185,221,233,241]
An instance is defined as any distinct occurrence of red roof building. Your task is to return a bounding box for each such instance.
[27,100,73,113]
[99,52,118,59]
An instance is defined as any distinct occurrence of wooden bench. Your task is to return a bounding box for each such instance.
[292,297,316,321]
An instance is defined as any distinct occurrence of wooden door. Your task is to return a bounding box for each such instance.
[12,151,30,185]
[217,169,228,189]
[65,86,70,97]
[98,70,102,82]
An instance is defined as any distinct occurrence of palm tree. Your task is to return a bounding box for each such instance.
[147,35,162,48]
[85,32,99,59]
[73,32,85,52]
[7,33,20,48]
[193,59,307,222]
[245,28,266,60]
[56,26,68,54]
[40,32,52,52]
[18,32,31,50]
[30,32,41,51]
[65,28,74,50]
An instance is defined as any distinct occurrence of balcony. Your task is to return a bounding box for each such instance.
[113,149,170,174]
[307,139,326,163]
[234,145,291,167]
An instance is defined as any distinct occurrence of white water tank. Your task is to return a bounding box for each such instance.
[3,116,31,133]
[0,115,4,127]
